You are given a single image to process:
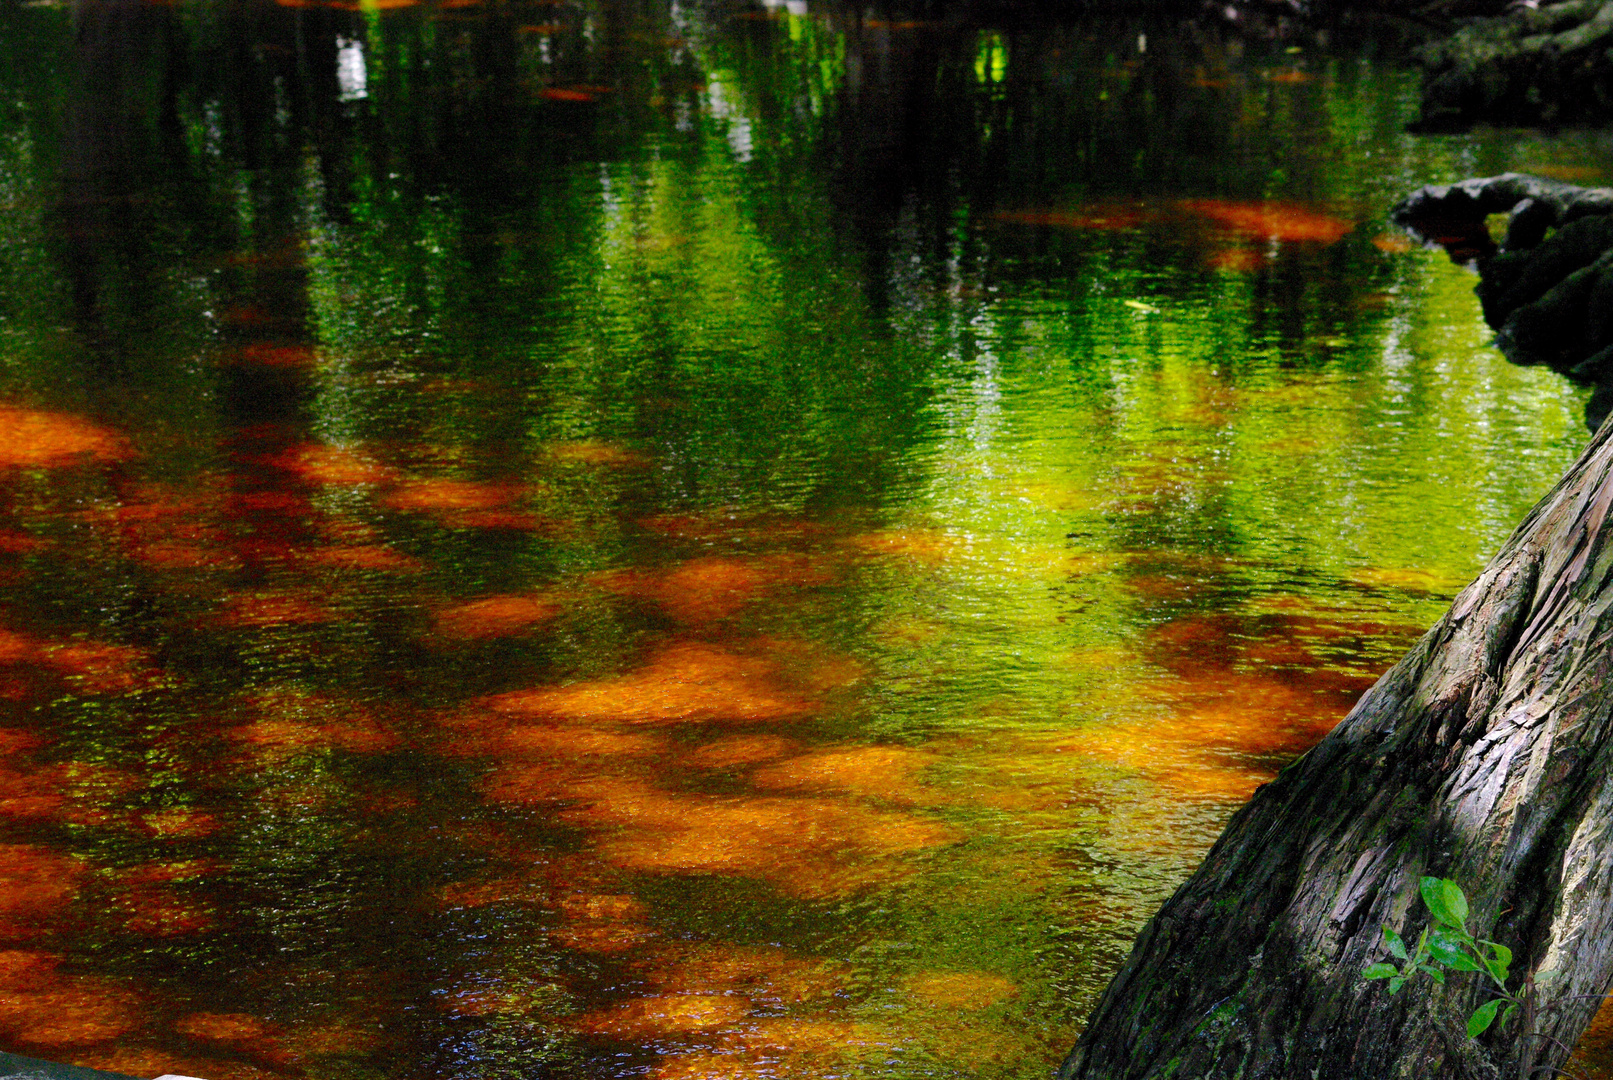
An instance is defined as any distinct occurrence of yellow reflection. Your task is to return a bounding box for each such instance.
[0,407,129,468]
[478,644,817,724]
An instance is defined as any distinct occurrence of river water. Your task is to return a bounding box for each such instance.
[0,3,1608,1078]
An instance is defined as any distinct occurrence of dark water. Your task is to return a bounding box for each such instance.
[0,3,1608,1078]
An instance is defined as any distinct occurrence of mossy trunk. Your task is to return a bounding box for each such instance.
[1059,419,1613,1080]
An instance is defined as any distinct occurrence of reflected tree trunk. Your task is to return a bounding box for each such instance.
[1059,417,1613,1079]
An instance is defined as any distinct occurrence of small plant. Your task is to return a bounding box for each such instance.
[1364,876,1522,1038]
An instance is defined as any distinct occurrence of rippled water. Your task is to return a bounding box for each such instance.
[0,3,1609,1078]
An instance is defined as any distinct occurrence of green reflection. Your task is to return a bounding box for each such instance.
[0,3,1598,1079]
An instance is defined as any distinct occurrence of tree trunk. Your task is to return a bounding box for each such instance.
[1058,417,1613,1080]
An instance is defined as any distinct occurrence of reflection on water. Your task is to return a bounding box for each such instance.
[0,0,1607,1077]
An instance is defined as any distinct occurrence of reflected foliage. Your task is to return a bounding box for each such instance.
[0,1,1601,1078]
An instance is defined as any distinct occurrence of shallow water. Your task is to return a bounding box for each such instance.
[0,3,1609,1078]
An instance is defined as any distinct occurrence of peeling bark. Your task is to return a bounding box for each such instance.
[1059,417,1613,1079]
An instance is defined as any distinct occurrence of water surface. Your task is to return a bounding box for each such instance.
[0,4,1606,1078]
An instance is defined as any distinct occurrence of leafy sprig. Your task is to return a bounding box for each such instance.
[1364,877,1520,1037]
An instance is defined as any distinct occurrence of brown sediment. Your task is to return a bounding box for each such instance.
[1371,232,1415,254]
[0,407,131,468]
[478,643,817,724]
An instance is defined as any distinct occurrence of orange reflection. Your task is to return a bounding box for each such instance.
[637,943,848,1006]
[266,445,396,486]
[0,532,47,554]
[901,970,1017,1010]
[228,718,397,760]
[1372,232,1415,254]
[0,984,141,1045]
[592,554,831,621]
[845,529,962,565]
[0,407,130,468]
[118,888,215,937]
[568,994,751,1038]
[749,745,936,804]
[685,734,800,768]
[228,344,317,369]
[480,771,956,896]
[541,88,597,102]
[301,544,425,572]
[1206,247,1264,273]
[132,809,218,839]
[479,644,816,724]
[215,591,339,627]
[175,1012,276,1042]
[433,595,562,640]
[44,642,161,694]
[1265,68,1313,83]
[1180,200,1351,243]
[381,477,522,512]
[481,725,664,759]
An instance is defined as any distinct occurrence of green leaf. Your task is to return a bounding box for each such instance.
[1468,997,1503,1038]
[1501,1003,1518,1029]
[1421,877,1469,930]
[1364,963,1398,979]
[1383,926,1409,961]
[1427,927,1481,971]
[1484,941,1513,980]
[1422,967,1446,986]
[1388,976,1405,995]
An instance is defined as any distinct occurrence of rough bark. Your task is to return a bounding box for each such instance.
[1413,0,1613,130]
[1392,172,1613,430]
[1059,416,1613,1079]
